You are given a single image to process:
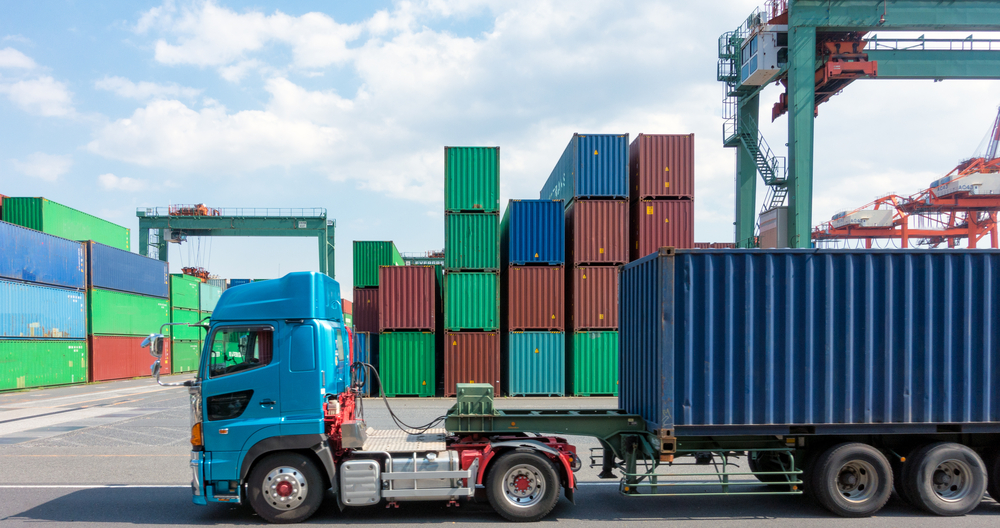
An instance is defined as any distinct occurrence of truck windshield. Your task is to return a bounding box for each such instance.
[208,327,274,378]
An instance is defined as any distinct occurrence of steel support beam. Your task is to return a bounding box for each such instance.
[867,50,1000,79]
[736,95,760,247]
[790,0,1000,31]
[787,25,817,248]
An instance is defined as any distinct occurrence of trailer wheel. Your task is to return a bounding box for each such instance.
[902,442,987,516]
[486,450,560,522]
[987,450,1000,503]
[812,443,892,517]
[247,452,324,524]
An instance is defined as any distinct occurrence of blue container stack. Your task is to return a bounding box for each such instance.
[352,331,378,396]
[501,199,567,396]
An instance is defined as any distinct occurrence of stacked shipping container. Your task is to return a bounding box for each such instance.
[541,133,629,396]
[378,265,439,397]
[1,221,88,390]
[354,241,402,396]
[2,197,131,250]
[501,199,566,395]
[167,273,201,375]
[442,147,501,396]
[628,134,695,259]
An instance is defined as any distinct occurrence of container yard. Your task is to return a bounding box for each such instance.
[3,1,1000,527]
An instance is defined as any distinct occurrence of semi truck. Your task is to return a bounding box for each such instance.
[146,248,1000,523]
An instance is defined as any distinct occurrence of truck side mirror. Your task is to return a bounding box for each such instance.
[143,334,167,358]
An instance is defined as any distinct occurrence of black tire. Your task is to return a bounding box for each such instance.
[889,452,912,505]
[748,451,795,488]
[987,449,1000,504]
[902,442,987,516]
[811,443,893,517]
[247,452,325,524]
[486,450,561,522]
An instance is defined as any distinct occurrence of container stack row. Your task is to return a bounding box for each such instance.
[352,240,403,395]
[500,199,566,396]
[541,133,629,396]
[378,264,440,397]
[442,146,501,397]
[628,134,695,259]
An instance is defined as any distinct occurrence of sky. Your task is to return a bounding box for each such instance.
[1,0,998,299]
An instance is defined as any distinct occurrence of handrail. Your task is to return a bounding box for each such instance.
[137,207,328,218]
[868,36,1000,52]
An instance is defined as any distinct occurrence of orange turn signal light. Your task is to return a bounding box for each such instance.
[191,422,203,447]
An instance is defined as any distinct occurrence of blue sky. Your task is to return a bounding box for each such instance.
[1,1,998,298]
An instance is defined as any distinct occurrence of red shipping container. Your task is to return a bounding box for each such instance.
[90,335,170,382]
[353,288,379,332]
[505,266,564,331]
[379,266,438,331]
[443,332,500,397]
[631,199,694,261]
[693,242,712,249]
[566,199,628,265]
[570,266,618,329]
[629,133,694,200]
[342,298,353,315]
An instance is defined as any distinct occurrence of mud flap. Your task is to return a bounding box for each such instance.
[564,485,575,504]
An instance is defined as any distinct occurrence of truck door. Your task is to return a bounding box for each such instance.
[201,325,280,477]
[279,322,323,436]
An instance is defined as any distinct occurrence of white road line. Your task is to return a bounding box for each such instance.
[3,384,186,409]
[0,485,189,489]
[0,407,135,436]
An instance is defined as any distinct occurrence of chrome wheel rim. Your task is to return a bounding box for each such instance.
[931,459,972,502]
[836,460,878,503]
[502,463,546,508]
[263,466,308,510]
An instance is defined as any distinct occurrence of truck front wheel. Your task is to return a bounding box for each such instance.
[812,443,892,517]
[486,451,561,522]
[247,452,324,524]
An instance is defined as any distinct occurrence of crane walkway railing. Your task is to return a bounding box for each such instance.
[138,207,328,218]
[868,36,1000,51]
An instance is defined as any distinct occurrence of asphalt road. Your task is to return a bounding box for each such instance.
[1,376,998,527]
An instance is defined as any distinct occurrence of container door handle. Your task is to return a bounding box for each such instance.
[259,399,276,407]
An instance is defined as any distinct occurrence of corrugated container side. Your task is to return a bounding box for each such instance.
[506,332,565,396]
[171,340,201,374]
[566,200,628,265]
[378,266,438,331]
[630,199,694,261]
[0,220,85,289]
[379,332,435,397]
[444,146,500,213]
[207,278,228,291]
[88,289,170,336]
[170,308,203,340]
[228,279,251,287]
[353,241,404,289]
[569,266,619,329]
[0,280,86,338]
[500,200,565,265]
[540,134,629,202]
[342,299,353,315]
[0,339,88,391]
[445,213,500,271]
[619,249,1000,434]
[504,266,564,331]
[90,335,169,382]
[353,288,379,332]
[169,274,201,310]
[693,242,713,249]
[629,134,695,200]
[444,272,499,331]
[87,241,169,298]
[1,197,130,250]
[199,283,223,312]
[352,332,379,395]
[570,331,619,396]
[443,332,500,397]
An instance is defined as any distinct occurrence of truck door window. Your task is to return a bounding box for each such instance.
[208,327,274,378]
[335,328,346,364]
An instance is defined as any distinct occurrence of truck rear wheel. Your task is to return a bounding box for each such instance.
[247,452,324,524]
[902,442,987,516]
[486,450,560,522]
[812,443,892,517]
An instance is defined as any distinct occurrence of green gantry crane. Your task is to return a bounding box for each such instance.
[719,0,1000,248]
[136,205,336,277]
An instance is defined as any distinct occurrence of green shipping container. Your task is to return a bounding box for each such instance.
[0,340,88,391]
[199,282,222,312]
[444,272,499,331]
[171,339,201,374]
[344,313,353,328]
[89,288,169,336]
[353,241,404,289]
[445,213,499,270]
[170,274,201,310]
[570,331,619,396]
[1,197,130,250]
[171,308,203,340]
[379,332,435,397]
[444,146,500,213]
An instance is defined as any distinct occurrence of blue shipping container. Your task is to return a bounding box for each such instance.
[0,220,85,289]
[0,279,86,338]
[501,200,565,265]
[540,133,629,203]
[619,248,1000,436]
[228,279,252,287]
[352,331,378,395]
[87,241,169,298]
[506,332,565,396]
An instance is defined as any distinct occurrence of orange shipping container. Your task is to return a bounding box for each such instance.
[630,199,694,261]
[569,266,618,330]
[443,332,500,397]
[566,199,628,266]
[504,265,565,331]
[378,266,438,331]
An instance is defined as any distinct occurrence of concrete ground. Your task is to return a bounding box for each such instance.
[1,375,997,527]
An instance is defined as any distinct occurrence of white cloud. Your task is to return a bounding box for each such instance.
[98,173,149,191]
[0,47,36,69]
[0,76,73,116]
[11,153,72,181]
[95,76,201,101]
